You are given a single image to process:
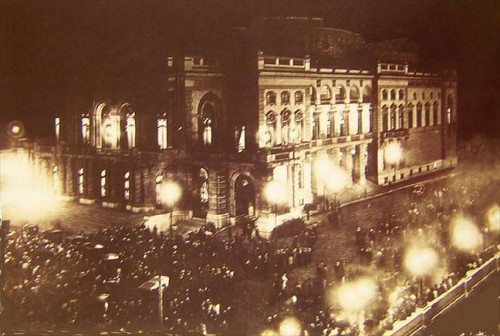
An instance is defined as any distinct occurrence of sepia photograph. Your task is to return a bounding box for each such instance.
[0,1,499,335]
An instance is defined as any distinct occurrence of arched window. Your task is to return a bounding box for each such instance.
[235,126,246,152]
[425,103,431,126]
[430,92,434,100]
[157,117,167,149]
[335,86,346,104]
[100,169,107,198]
[126,112,136,149]
[293,110,303,143]
[398,105,404,129]
[124,172,130,201]
[362,86,372,103]
[199,95,220,146]
[407,103,414,128]
[281,110,291,145]
[101,106,119,149]
[320,85,332,104]
[382,105,388,132]
[281,91,291,105]
[398,89,405,101]
[382,89,388,100]
[81,115,90,145]
[155,175,163,206]
[265,111,277,147]
[390,104,397,130]
[413,92,417,100]
[327,111,335,137]
[433,102,439,125]
[446,94,454,123]
[422,92,426,100]
[294,91,304,105]
[416,103,423,127]
[78,168,84,196]
[266,91,277,105]
[390,90,396,101]
[349,86,360,103]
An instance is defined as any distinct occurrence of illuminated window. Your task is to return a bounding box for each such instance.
[281,110,291,145]
[312,113,320,140]
[339,112,346,136]
[433,102,439,125]
[281,91,290,105]
[407,103,414,128]
[55,117,61,140]
[294,91,304,104]
[100,169,107,198]
[78,168,84,195]
[446,94,453,124]
[398,105,404,129]
[235,126,246,152]
[425,103,431,126]
[382,105,388,132]
[265,111,277,147]
[155,175,163,205]
[124,172,130,201]
[157,118,167,149]
[390,104,396,130]
[266,91,277,105]
[101,110,119,149]
[200,99,218,146]
[81,116,90,144]
[293,110,303,143]
[126,113,136,149]
[416,103,423,127]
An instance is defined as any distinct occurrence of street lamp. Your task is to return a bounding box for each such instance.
[264,180,287,239]
[404,246,439,298]
[161,181,182,237]
[384,142,402,184]
[315,157,347,210]
[279,317,301,336]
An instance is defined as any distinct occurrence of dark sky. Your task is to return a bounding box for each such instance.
[1,0,499,139]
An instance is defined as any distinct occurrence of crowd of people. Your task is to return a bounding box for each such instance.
[261,177,499,336]
[3,154,499,335]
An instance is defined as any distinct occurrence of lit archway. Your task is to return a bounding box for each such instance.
[234,174,255,217]
[193,168,209,218]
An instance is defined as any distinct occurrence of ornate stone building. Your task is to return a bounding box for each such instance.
[31,17,457,232]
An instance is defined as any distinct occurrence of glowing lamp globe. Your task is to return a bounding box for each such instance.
[385,142,403,165]
[161,181,182,205]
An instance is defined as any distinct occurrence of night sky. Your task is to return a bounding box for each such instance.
[1,0,499,140]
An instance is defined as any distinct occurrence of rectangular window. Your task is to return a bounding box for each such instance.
[82,117,90,144]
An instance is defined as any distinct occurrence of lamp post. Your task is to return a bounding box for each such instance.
[315,157,347,210]
[161,181,182,238]
[264,181,287,241]
[404,246,439,299]
[384,142,402,184]
[158,181,181,329]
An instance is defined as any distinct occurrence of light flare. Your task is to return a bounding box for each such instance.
[278,317,301,336]
[404,246,439,277]
[450,215,483,252]
[486,204,500,232]
[336,277,377,312]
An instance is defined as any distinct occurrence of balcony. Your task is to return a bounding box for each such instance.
[381,128,409,140]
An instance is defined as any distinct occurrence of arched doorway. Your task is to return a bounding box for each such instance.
[235,175,255,216]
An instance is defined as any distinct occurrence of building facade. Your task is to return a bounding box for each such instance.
[30,18,457,233]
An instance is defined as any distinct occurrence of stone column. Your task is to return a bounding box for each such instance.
[207,166,229,228]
